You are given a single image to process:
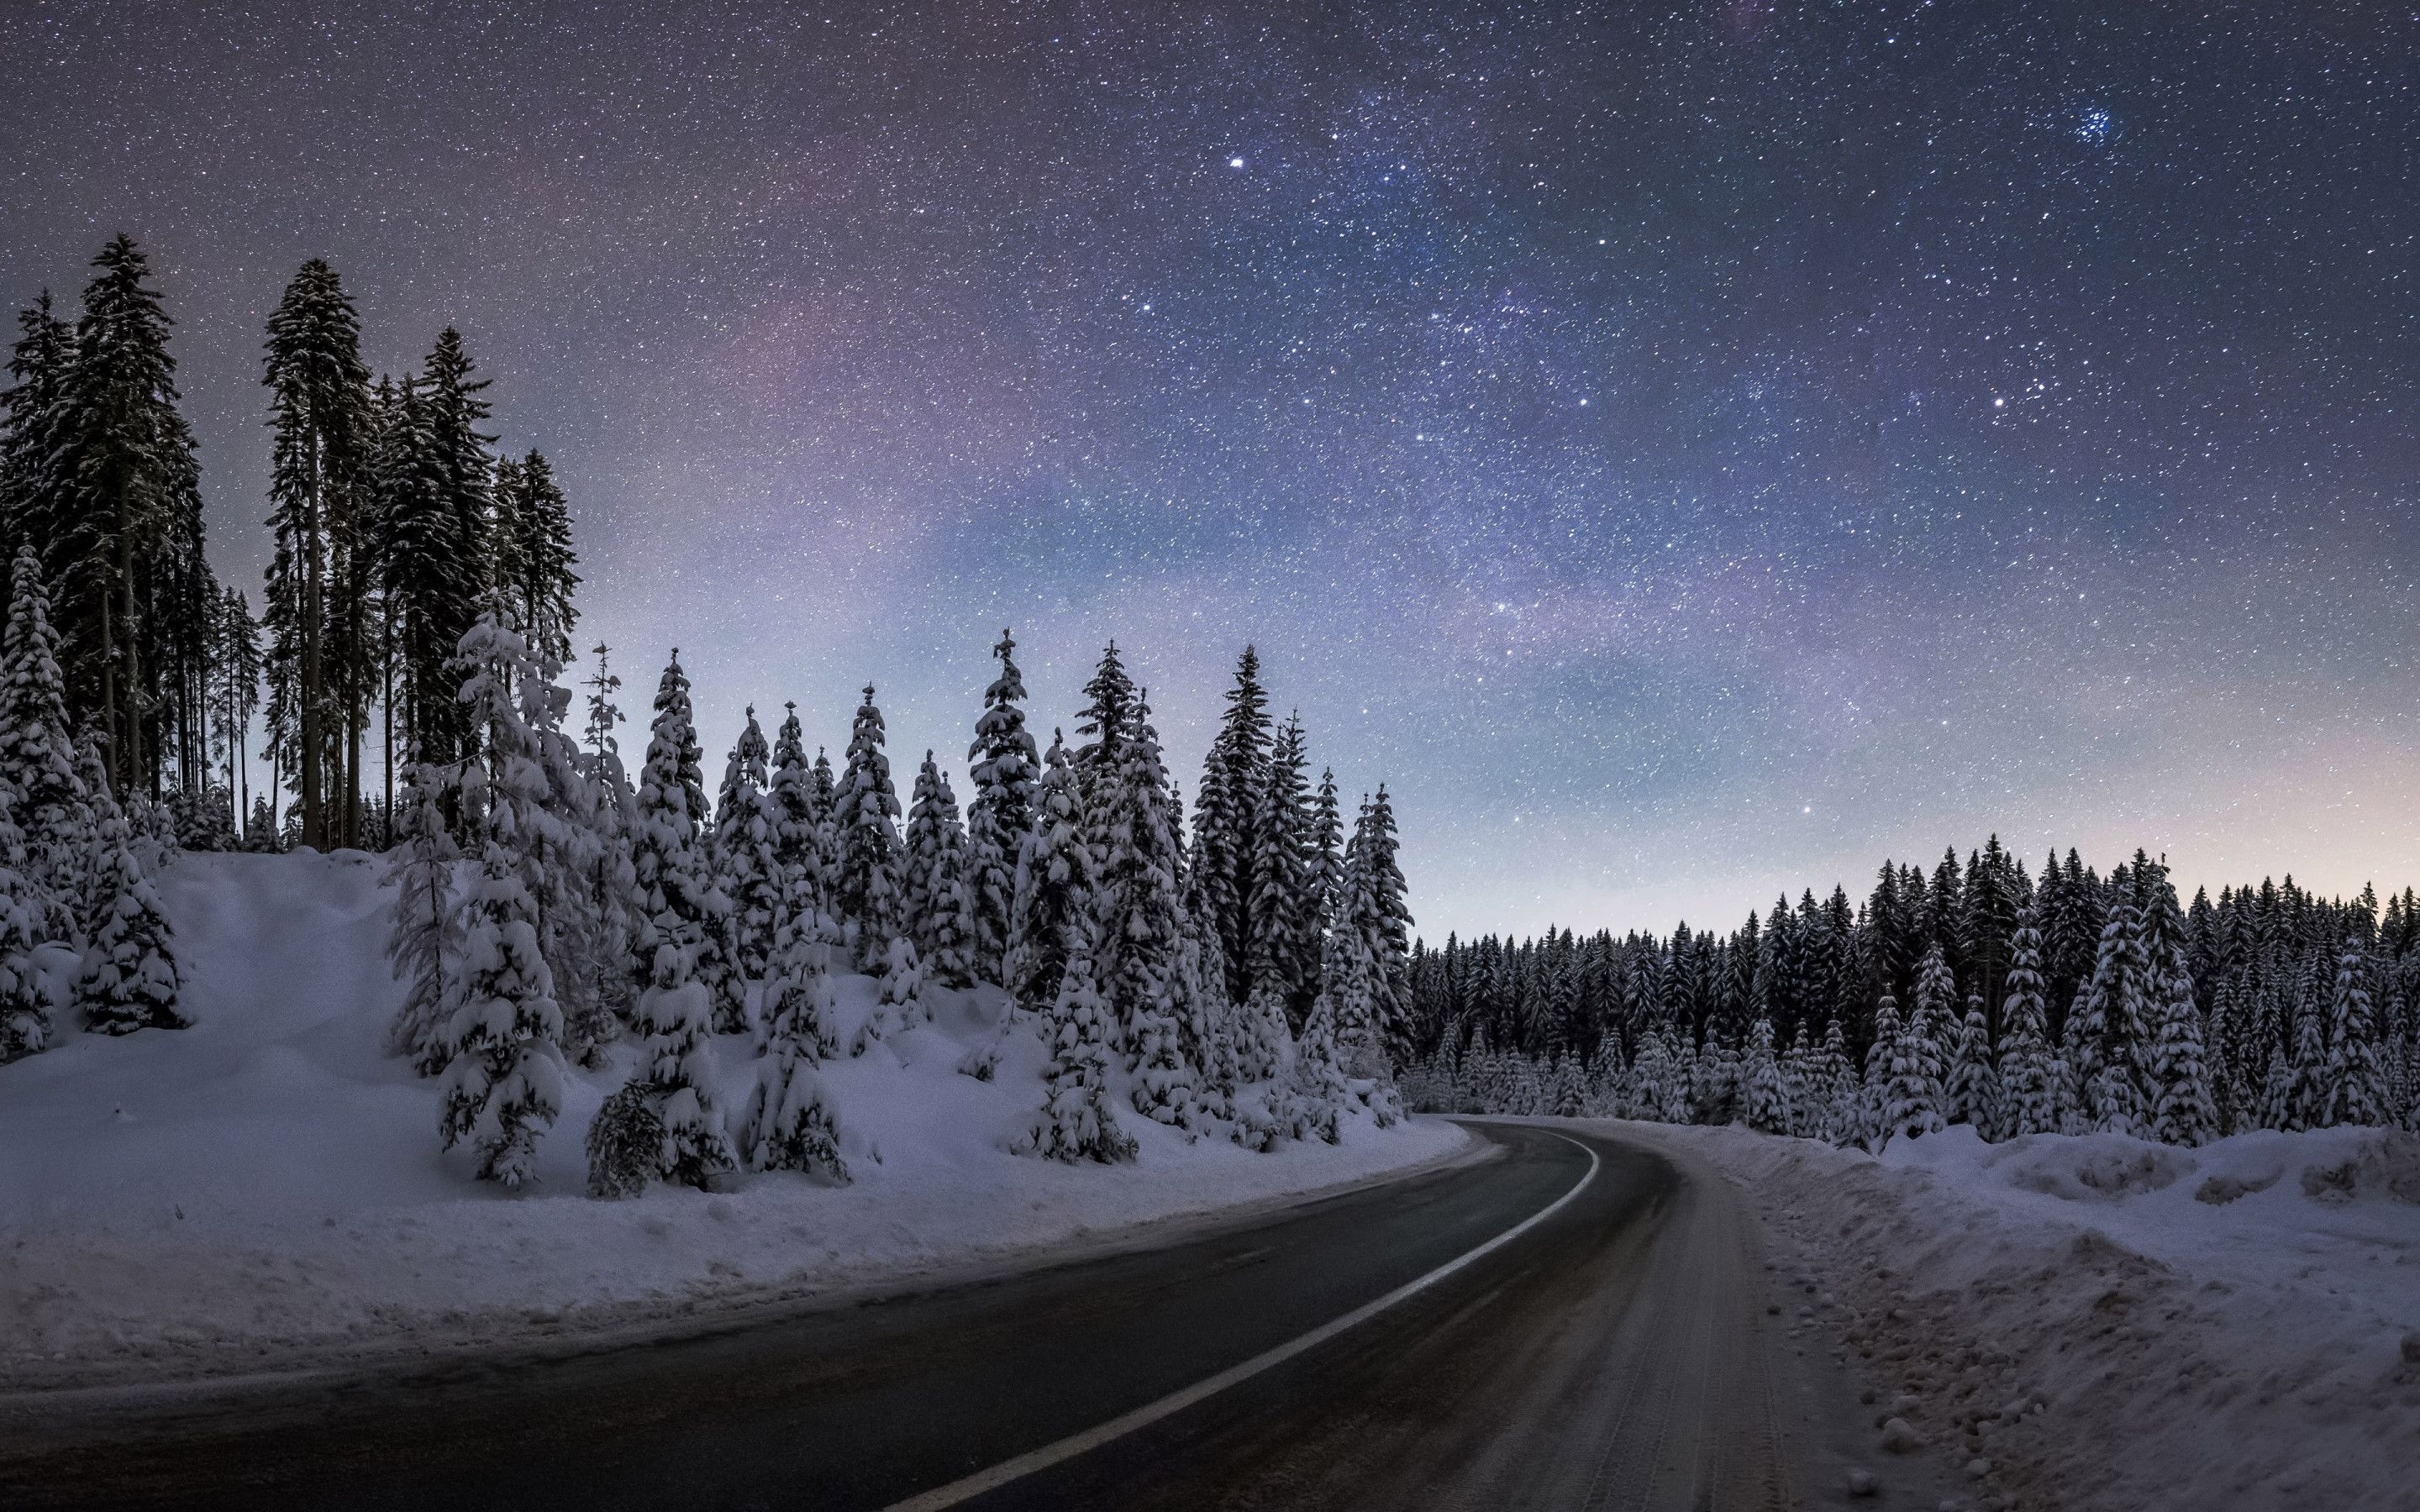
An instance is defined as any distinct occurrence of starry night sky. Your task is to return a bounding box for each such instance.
[3,1,2417,937]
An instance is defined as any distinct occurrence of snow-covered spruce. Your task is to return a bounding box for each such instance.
[75,743,187,1036]
[432,615,568,1186]
[962,629,1038,987]
[733,880,847,1181]
[834,685,904,972]
[1021,924,1136,1163]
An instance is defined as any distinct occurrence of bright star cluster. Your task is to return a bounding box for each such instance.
[2,1,2415,937]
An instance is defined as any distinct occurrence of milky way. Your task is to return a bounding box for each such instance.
[3,2,2416,936]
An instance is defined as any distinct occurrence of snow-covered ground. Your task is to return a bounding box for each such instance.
[1615,1118,2420,1512]
[0,851,1465,1391]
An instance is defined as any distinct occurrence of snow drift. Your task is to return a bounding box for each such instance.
[1624,1119,2420,1512]
[0,851,1462,1390]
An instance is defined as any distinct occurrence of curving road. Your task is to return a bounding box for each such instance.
[0,1121,1940,1510]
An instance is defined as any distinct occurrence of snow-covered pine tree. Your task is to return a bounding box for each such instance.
[834,685,904,971]
[2281,965,2328,1131]
[2071,890,2153,1136]
[261,259,371,852]
[0,543,87,937]
[713,707,781,1028]
[1241,715,1311,1019]
[1944,994,2002,1138]
[1818,1018,1856,1142]
[2134,858,2217,1147]
[1742,1013,1789,1134]
[434,619,567,1185]
[1289,989,1348,1142]
[1882,984,1946,1143]
[628,652,720,1011]
[734,864,846,1179]
[613,921,737,1190]
[0,795,48,1061]
[854,930,927,1056]
[1996,911,2060,1137]
[384,753,464,1073]
[1006,731,1087,1012]
[1090,686,1203,1129]
[1302,767,1345,1016]
[964,629,1039,985]
[902,752,977,989]
[1857,994,1902,1150]
[1197,647,1273,1005]
[1021,921,1135,1163]
[75,740,186,1034]
[769,702,823,908]
[1629,1028,1672,1123]
[1342,785,1413,1068]
[2322,935,2391,1127]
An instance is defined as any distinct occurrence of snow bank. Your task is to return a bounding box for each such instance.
[1615,1119,2420,1512]
[0,852,1465,1390]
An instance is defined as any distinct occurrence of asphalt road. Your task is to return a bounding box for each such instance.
[0,1121,1915,1510]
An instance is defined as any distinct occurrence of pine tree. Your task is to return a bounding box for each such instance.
[0,858,46,1062]
[1301,768,1345,1023]
[2072,892,2153,1136]
[1996,911,2060,1137]
[713,707,781,1022]
[1242,716,1312,1015]
[1,292,73,574]
[734,869,847,1179]
[1006,732,1086,1011]
[1742,1013,1789,1133]
[834,685,903,970]
[855,931,928,1055]
[0,785,49,1061]
[1021,921,1135,1163]
[1881,979,1946,1143]
[1197,647,1273,1003]
[1944,995,2002,1137]
[614,925,737,1189]
[434,618,566,1185]
[902,752,977,989]
[629,652,719,1014]
[2322,936,2391,1127]
[1341,785,1413,1065]
[76,742,187,1034]
[1290,990,1349,1143]
[490,450,579,665]
[383,754,464,1074]
[964,629,1038,984]
[0,544,87,934]
[261,260,371,851]
[47,237,212,799]
[383,331,492,764]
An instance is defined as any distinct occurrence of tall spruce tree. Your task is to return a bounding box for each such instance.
[964,629,1038,984]
[1007,731,1086,1010]
[0,545,88,934]
[834,685,904,969]
[714,707,781,1021]
[262,260,371,848]
[491,449,580,665]
[434,615,566,1184]
[49,237,211,797]
[2,293,73,586]
[1197,647,1272,1002]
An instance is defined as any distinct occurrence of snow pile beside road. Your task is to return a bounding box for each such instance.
[1628,1120,2420,1512]
[0,853,1464,1389]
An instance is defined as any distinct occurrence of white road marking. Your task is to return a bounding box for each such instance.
[881,1131,1605,1512]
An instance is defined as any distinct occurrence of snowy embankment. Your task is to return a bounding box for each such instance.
[0,852,1465,1391]
[1614,1118,2420,1512]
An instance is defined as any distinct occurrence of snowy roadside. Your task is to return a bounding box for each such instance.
[0,853,1470,1394]
[1603,1118,2420,1512]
